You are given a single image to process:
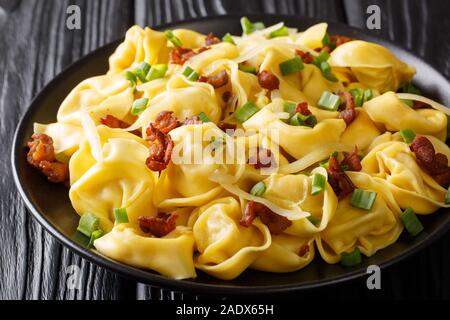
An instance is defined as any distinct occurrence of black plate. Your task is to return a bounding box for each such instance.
[11,14,450,295]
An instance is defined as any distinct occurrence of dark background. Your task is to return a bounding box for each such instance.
[1,0,449,300]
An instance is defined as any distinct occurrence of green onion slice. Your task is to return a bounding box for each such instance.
[363,89,373,101]
[131,98,149,115]
[198,112,210,123]
[350,189,377,210]
[311,51,330,67]
[400,208,424,236]
[77,213,100,237]
[235,101,259,123]
[318,91,341,111]
[341,248,362,267]
[400,128,416,144]
[401,99,414,108]
[146,64,168,81]
[135,62,151,82]
[283,101,297,116]
[320,61,338,82]
[289,113,317,127]
[114,207,129,224]
[279,56,304,76]
[240,16,265,35]
[125,71,137,87]
[164,30,182,47]
[182,66,199,81]
[307,215,320,226]
[270,26,289,38]
[401,82,422,95]
[88,229,103,248]
[321,32,336,50]
[250,181,266,197]
[445,186,450,204]
[222,33,236,44]
[238,64,257,74]
[311,173,326,195]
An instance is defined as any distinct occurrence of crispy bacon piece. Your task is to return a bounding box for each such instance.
[295,102,312,116]
[138,213,177,237]
[145,123,174,171]
[182,115,202,125]
[205,32,220,46]
[298,244,310,257]
[27,133,68,183]
[410,135,450,187]
[327,156,355,199]
[100,115,141,136]
[295,50,314,64]
[169,47,196,65]
[413,100,430,109]
[218,121,237,134]
[198,70,229,88]
[330,35,353,47]
[248,147,276,169]
[257,70,280,91]
[153,111,179,134]
[341,147,362,172]
[338,91,356,126]
[240,201,292,234]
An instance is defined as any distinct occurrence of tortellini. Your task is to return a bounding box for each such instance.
[29,20,450,281]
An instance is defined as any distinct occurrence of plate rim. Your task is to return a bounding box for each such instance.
[11,13,450,295]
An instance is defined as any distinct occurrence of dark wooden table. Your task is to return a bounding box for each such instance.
[1,0,449,300]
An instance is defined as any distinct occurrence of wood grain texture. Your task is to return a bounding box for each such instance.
[1,0,449,300]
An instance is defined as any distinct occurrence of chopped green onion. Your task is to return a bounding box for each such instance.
[125,71,137,87]
[321,32,336,50]
[289,113,317,127]
[270,26,289,38]
[164,30,182,47]
[182,66,199,81]
[401,82,422,95]
[320,61,338,82]
[198,112,210,123]
[353,91,364,107]
[400,128,416,144]
[238,64,257,74]
[311,51,330,68]
[279,56,304,76]
[318,91,341,111]
[400,208,424,236]
[350,189,377,210]
[88,229,103,248]
[146,64,168,81]
[311,173,326,195]
[222,33,235,45]
[445,186,450,204]
[401,99,414,108]
[77,213,100,237]
[250,181,266,197]
[240,16,265,35]
[341,248,362,267]
[363,89,373,101]
[135,62,151,82]
[131,98,149,115]
[283,102,297,116]
[235,101,259,123]
[114,207,129,224]
[307,215,320,226]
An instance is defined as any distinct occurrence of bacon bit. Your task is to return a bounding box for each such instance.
[182,115,202,125]
[197,46,210,53]
[240,201,292,234]
[205,32,220,46]
[337,91,356,126]
[153,111,179,134]
[198,70,229,88]
[248,147,276,169]
[169,47,196,65]
[27,133,68,183]
[413,100,430,109]
[100,114,141,136]
[138,213,177,237]
[145,123,174,171]
[222,91,232,103]
[218,121,237,134]
[327,156,355,199]
[257,70,280,91]
[410,135,450,187]
[330,35,353,47]
[295,102,312,116]
[295,50,314,64]
[316,46,330,53]
[341,147,362,172]
[298,244,310,257]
